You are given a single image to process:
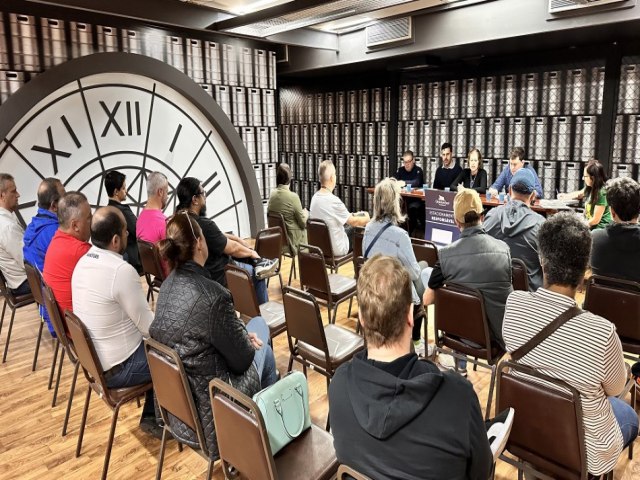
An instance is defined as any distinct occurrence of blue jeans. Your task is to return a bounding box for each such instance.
[11,279,31,296]
[246,316,278,388]
[105,342,154,417]
[609,396,639,448]
[233,260,269,305]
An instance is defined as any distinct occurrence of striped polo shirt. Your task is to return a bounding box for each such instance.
[502,288,627,475]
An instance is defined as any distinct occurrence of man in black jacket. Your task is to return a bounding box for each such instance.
[329,254,493,480]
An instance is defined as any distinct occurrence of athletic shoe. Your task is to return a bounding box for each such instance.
[139,416,164,440]
[427,343,436,359]
[413,338,425,357]
[254,258,279,279]
[437,353,456,369]
[487,407,515,461]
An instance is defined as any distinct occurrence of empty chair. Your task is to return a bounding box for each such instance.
[353,226,365,259]
[254,226,284,291]
[211,378,339,480]
[337,465,373,480]
[65,310,152,480]
[138,239,165,302]
[0,269,35,363]
[267,212,297,285]
[434,283,506,419]
[225,264,286,339]
[24,261,46,371]
[298,244,357,324]
[511,258,530,292]
[144,338,214,480]
[307,218,353,274]
[411,237,439,267]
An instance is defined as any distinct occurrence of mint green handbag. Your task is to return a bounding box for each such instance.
[252,371,311,455]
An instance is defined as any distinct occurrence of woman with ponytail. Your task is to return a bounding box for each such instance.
[150,212,278,460]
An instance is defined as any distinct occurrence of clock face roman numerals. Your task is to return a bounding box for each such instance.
[100,100,142,137]
[30,115,82,174]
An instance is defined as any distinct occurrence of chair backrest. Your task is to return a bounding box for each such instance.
[137,239,165,281]
[210,378,277,480]
[497,360,586,479]
[255,227,283,269]
[282,286,330,365]
[584,274,640,344]
[337,464,373,480]
[0,269,14,301]
[434,283,491,351]
[411,238,438,267]
[224,264,261,319]
[511,258,530,292]
[354,256,366,281]
[297,244,331,297]
[144,338,208,452]
[42,284,73,352]
[267,212,293,255]
[24,261,44,306]
[353,227,365,259]
[307,218,336,261]
[64,310,110,400]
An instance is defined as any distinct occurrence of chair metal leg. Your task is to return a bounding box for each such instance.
[62,361,80,436]
[485,365,498,421]
[76,387,92,457]
[52,348,66,408]
[277,273,284,293]
[347,297,353,318]
[32,316,44,371]
[325,376,331,431]
[101,404,121,480]
[137,396,141,408]
[48,339,60,390]
[2,308,17,363]
[473,358,478,371]
[0,298,7,337]
[206,459,214,480]
[288,258,295,286]
[155,426,168,480]
[302,362,308,377]
[177,442,183,452]
[287,354,293,373]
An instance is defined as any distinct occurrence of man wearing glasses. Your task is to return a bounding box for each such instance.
[394,150,425,234]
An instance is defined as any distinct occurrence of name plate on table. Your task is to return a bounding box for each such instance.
[424,189,459,246]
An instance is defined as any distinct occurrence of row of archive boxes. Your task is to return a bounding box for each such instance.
[3,13,277,88]
[398,116,598,163]
[0,70,28,104]
[252,163,277,200]
[619,64,640,114]
[613,115,640,163]
[202,85,277,127]
[240,127,278,164]
[398,69,604,120]
[285,153,386,188]
[612,163,640,182]
[280,88,392,125]
[280,123,389,156]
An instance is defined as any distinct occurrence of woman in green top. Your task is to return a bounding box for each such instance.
[560,159,612,230]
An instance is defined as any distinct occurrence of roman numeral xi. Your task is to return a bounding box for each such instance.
[31,115,81,175]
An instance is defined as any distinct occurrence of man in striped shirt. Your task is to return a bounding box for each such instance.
[502,212,638,476]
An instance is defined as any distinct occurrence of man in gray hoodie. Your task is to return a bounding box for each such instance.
[484,168,545,291]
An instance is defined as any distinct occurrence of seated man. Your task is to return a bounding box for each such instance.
[105,170,141,274]
[489,147,543,198]
[393,150,425,234]
[24,178,65,335]
[591,177,640,282]
[309,160,369,256]
[329,255,493,480]
[136,171,168,243]
[43,192,92,328]
[423,189,512,373]
[433,142,462,191]
[0,174,30,296]
[72,206,158,436]
[176,177,277,305]
[484,168,545,291]
[503,212,638,476]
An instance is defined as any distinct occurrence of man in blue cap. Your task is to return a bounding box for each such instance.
[484,167,546,291]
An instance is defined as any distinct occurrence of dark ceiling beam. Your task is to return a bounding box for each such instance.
[210,0,328,31]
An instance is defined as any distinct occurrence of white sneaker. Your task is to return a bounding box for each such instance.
[254,258,279,279]
[427,343,436,359]
[437,353,456,369]
[487,407,515,461]
[413,338,425,357]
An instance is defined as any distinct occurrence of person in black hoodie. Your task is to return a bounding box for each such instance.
[329,254,493,480]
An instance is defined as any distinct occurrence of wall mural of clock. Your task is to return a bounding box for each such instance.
[0,52,263,238]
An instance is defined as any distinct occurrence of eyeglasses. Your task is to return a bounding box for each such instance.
[402,160,414,165]
[194,189,206,198]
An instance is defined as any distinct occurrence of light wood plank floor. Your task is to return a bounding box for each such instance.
[1,255,639,479]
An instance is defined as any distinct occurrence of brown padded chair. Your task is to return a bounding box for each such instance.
[337,464,373,480]
[352,227,365,278]
[65,310,152,480]
[255,226,285,292]
[307,217,353,274]
[138,239,165,302]
[210,378,339,480]
[411,237,439,267]
[497,360,622,480]
[144,338,213,480]
[268,212,297,285]
[43,284,80,435]
[511,258,530,292]
[298,244,357,324]
[0,269,35,363]
[282,286,364,428]
[434,283,506,420]
[224,264,286,339]
[24,261,46,371]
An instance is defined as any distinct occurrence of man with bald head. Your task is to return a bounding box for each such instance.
[72,206,158,436]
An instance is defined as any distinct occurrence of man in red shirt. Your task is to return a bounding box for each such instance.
[43,192,92,325]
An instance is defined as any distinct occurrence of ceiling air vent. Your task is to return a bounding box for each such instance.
[366,17,413,50]
[549,0,628,13]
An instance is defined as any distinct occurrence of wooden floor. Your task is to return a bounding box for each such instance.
[1,255,639,479]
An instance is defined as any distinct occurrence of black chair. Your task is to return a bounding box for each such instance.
[254,226,284,292]
[0,270,35,363]
[307,217,353,274]
[138,239,165,302]
[24,261,46,371]
[267,212,297,285]
[511,258,529,292]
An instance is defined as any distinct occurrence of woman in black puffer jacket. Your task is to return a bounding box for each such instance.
[150,212,277,459]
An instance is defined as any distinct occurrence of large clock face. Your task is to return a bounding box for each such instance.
[0,53,262,237]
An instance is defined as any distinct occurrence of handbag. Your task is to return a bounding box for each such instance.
[252,371,311,455]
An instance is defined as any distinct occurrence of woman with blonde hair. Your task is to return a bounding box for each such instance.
[362,177,431,356]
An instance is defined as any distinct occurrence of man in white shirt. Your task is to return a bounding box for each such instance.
[0,173,30,296]
[309,160,369,256]
[72,206,159,436]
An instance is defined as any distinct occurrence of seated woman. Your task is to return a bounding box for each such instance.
[267,163,308,255]
[450,147,488,194]
[150,212,278,459]
[363,177,431,356]
[559,159,612,230]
